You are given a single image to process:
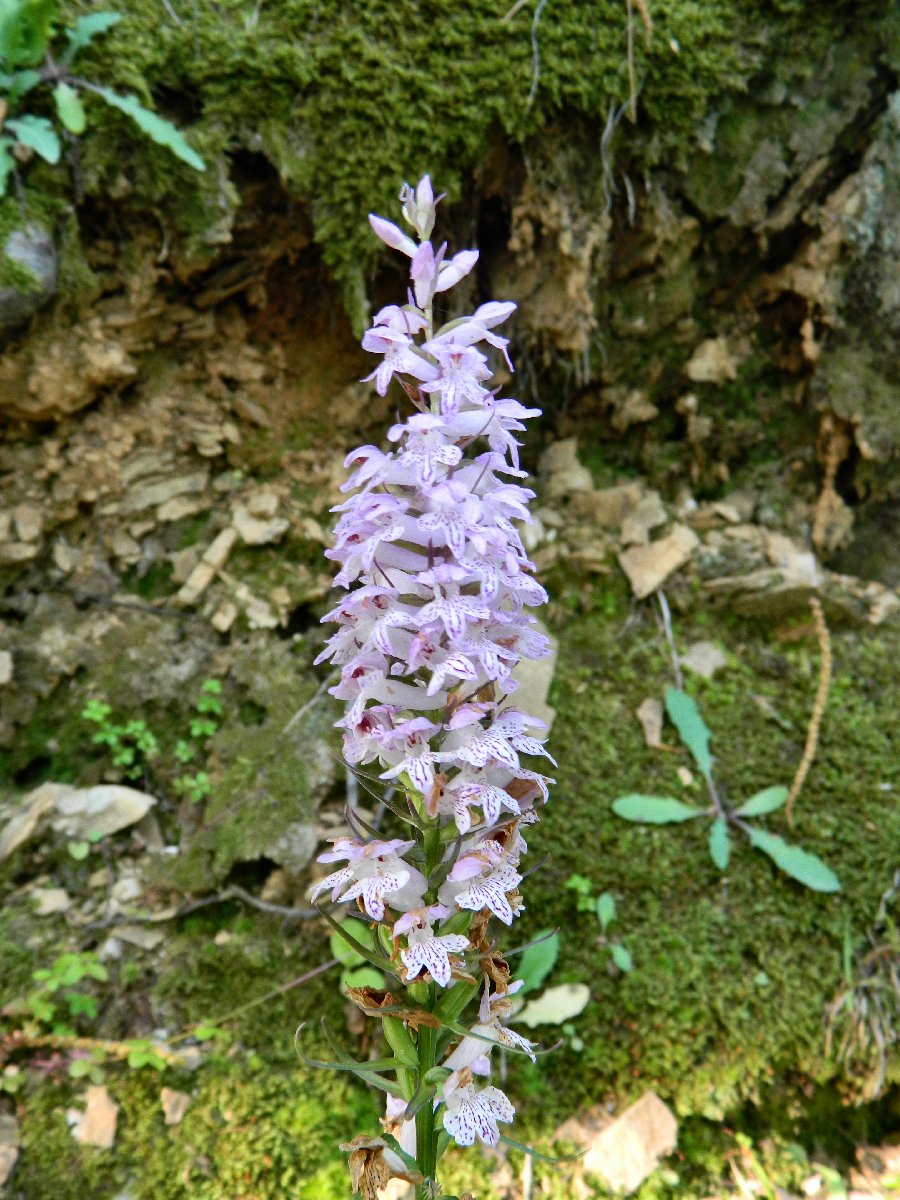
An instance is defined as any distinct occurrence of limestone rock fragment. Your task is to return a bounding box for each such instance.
[71,1086,119,1149]
[618,524,699,599]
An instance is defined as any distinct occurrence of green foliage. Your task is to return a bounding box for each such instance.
[565,874,634,974]
[516,930,559,993]
[611,687,841,893]
[7,951,108,1037]
[0,1,202,198]
[82,678,222,800]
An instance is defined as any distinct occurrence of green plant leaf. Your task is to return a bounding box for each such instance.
[67,840,90,860]
[746,827,841,893]
[610,943,633,973]
[341,966,384,992]
[329,918,374,968]
[0,137,12,196]
[0,0,57,67]
[6,114,60,163]
[708,817,730,870]
[664,687,713,780]
[53,81,86,133]
[612,794,704,824]
[516,928,558,993]
[63,10,120,60]
[735,785,789,817]
[596,892,616,931]
[515,983,590,1028]
[93,87,204,171]
[0,67,40,100]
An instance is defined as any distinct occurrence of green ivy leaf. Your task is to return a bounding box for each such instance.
[612,794,704,824]
[747,827,841,893]
[63,10,121,60]
[6,114,60,163]
[515,983,590,1028]
[735,785,789,817]
[596,892,616,931]
[53,81,86,133]
[664,687,713,780]
[0,67,40,101]
[93,86,204,171]
[516,929,558,993]
[610,943,633,973]
[708,817,730,870]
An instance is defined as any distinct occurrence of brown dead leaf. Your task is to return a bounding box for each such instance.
[344,988,440,1029]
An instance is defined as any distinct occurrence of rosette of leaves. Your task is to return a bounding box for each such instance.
[612,687,840,893]
[0,0,203,195]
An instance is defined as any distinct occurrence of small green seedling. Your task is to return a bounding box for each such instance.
[565,877,633,972]
[612,687,840,893]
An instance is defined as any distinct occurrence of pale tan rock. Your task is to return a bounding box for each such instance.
[157,494,210,522]
[569,481,644,528]
[111,530,141,563]
[52,784,156,839]
[685,336,738,383]
[621,491,667,547]
[0,782,69,860]
[509,624,558,731]
[539,438,594,498]
[52,538,76,573]
[116,924,164,951]
[169,545,202,584]
[160,1087,191,1126]
[232,505,290,546]
[680,641,727,679]
[0,513,10,541]
[246,490,280,518]
[0,542,38,564]
[610,389,659,432]
[72,1085,119,1149]
[636,698,663,747]
[32,886,72,915]
[175,528,237,606]
[121,470,209,515]
[12,503,42,542]
[618,524,699,599]
[211,600,238,633]
[0,649,11,686]
[0,1111,19,1189]
[869,589,900,626]
[587,1092,677,1191]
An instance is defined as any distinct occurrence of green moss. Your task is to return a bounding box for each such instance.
[48,0,892,320]
[15,1059,374,1200]
[509,587,900,1121]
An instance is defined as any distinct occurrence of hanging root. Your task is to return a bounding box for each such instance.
[786,596,832,826]
[812,413,851,553]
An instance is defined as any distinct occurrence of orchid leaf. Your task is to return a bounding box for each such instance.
[665,687,713,780]
[612,794,704,823]
[735,785,789,817]
[380,1132,423,1178]
[317,904,394,973]
[747,828,840,893]
[329,917,375,968]
[501,1133,586,1163]
[708,817,730,870]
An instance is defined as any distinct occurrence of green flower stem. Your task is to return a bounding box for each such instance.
[415,1014,438,1194]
